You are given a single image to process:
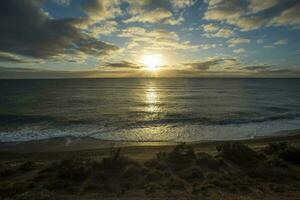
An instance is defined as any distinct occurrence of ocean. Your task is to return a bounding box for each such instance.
[0,78,300,142]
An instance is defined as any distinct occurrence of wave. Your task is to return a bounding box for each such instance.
[1,112,300,131]
[123,112,300,128]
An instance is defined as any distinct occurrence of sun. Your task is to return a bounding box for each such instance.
[141,54,162,71]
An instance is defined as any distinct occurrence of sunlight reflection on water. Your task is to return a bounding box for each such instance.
[145,84,159,113]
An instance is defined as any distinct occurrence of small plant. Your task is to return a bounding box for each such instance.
[196,152,226,170]
[192,183,214,195]
[15,189,58,200]
[144,182,160,196]
[264,143,300,165]
[216,142,261,167]
[19,161,36,171]
[54,158,91,181]
[167,143,196,170]
[180,167,204,180]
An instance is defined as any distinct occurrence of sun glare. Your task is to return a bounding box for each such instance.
[141,54,162,71]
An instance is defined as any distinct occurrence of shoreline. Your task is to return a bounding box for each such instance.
[1,128,300,153]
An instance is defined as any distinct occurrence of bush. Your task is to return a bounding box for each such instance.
[264,143,300,165]
[52,158,91,181]
[144,157,168,171]
[167,143,196,170]
[196,152,226,170]
[216,142,261,167]
[122,165,142,180]
[0,182,30,198]
[180,167,204,180]
[97,147,139,175]
[0,167,15,177]
[144,182,160,196]
[19,161,36,171]
[167,176,186,191]
[145,170,164,182]
[192,183,214,195]
[263,142,288,155]
[266,154,288,168]
[15,189,58,200]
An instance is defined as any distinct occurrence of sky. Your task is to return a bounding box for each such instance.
[0,0,300,78]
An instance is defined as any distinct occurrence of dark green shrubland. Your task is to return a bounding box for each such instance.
[1,142,300,199]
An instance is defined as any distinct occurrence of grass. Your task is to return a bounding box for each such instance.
[1,142,300,199]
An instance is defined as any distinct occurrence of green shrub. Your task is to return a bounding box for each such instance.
[97,147,139,175]
[145,170,164,182]
[50,158,91,181]
[266,154,288,168]
[122,164,142,180]
[264,143,300,165]
[15,189,58,200]
[144,158,169,171]
[19,161,36,171]
[167,176,186,191]
[0,182,30,198]
[0,167,15,177]
[196,152,226,170]
[263,142,288,155]
[180,167,204,180]
[167,143,196,170]
[144,182,160,196]
[192,183,214,195]
[216,142,261,167]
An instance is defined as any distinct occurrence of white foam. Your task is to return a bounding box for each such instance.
[1,117,300,142]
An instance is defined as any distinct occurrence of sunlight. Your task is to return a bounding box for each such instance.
[146,87,158,112]
[141,54,162,71]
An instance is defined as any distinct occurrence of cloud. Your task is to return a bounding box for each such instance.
[204,0,300,31]
[82,0,122,25]
[263,38,288,48]
[264,45,275,48]
[87,21,118,37]
[227,38,251,47]
[183,58,237,71]
[274,39,288,45]
[256,39,264,44]
[270,3,300,29]
[119,27,199,50]
[243,65,275,71]
[52,0,71,6]
[0,66,138,79]
[248,0,280,13]
[211,28,235,38]
[233,48,246,54]
[124,8,173,24]
[241,65,298,75]
[170,0,195,9]
[199,44,218,50]
[202,24,220,32]
[104,61,142,69]
[202,24,235,38]
[0,52,41,63]
[203,0,267,31]
[0,0,119,63]
[123,0,186,25]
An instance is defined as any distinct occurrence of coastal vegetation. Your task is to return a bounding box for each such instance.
[1,142,300,199]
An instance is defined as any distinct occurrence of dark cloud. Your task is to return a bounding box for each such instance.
[203,0,300,31]
[0,52,40,63]
[243,65,275,71]
[242,65,300,75]
[0,66,134,79]
[0,0,119,61]
[184,58,236,70]
[104,61,142,69]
